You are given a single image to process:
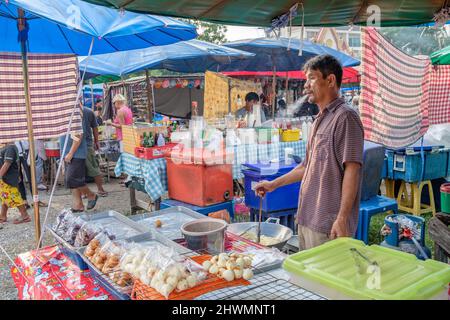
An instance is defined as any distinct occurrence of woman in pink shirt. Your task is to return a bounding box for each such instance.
[107,94,133,152]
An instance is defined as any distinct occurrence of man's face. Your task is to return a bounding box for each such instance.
[303,69,331,104]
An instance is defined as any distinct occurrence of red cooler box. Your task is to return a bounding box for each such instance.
[166,148,233,206]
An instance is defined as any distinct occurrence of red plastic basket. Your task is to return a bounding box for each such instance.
[45,149,60,158]
[134,143,178,160]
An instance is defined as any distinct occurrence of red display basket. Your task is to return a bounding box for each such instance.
[134,143,178,160]
[45,149,60,158]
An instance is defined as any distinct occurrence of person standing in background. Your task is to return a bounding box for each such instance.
[0,143,31,224]
[94,99,104,126]
[105,94,133,153]
[83,105,108,197]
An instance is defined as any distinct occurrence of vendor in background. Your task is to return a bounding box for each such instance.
[105,94,133,153]
[94,99,104,126]
[236,92,266,128]
[0,142,31,224]
[255,54,364,250]
[259,93,271,119]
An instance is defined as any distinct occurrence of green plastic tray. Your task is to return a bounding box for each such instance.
[283,238,450,300]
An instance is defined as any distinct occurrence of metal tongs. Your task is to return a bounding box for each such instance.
[350,248,378,274]
[257,195,264,244]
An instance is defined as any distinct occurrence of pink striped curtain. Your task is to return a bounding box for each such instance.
[360,28,431,148]
[0,52,82,144]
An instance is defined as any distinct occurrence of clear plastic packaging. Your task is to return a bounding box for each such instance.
[52,209,75,236]
[74,223,103,248]
[85,232,114,266]
[62,216,84,245]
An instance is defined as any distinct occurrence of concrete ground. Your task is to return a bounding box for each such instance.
[0,178,150,300]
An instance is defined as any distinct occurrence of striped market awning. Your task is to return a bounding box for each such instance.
[0,52,82,144]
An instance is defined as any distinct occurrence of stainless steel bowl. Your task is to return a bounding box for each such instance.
[227,219,293,250]
[181,218,227,254]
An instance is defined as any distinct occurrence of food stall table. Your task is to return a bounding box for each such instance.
[115,141,306,212]
[11,246,113,300]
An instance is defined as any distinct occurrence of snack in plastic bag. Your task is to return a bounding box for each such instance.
[52,209,74,236]
[137,244,206,299]
[85,232,113,266]
[62,216,85,245]
[74,223,103,248]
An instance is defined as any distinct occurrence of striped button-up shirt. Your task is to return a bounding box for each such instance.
[297,97,364,236]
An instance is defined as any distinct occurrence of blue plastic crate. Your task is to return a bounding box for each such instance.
[387,147,449,182]
[384,214,426,247]
[242,162,300,212]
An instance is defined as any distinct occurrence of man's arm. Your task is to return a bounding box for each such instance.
[330,161,361,238]
[93,127,100,150]
[65,134,83,163]
[255,164,306,196]
[0,161,11,178]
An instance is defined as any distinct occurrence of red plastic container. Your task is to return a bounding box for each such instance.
[45,149,60,158]
[134,143,178,160]
[166,149,233,207]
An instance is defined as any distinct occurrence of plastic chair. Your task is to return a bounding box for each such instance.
[356,195,398,244]
[160,198,235,220]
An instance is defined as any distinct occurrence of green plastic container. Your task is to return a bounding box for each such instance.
[441,183,450,214]
[283,238,450,300]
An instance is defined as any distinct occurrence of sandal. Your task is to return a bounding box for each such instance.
[0,217,7,223]
[87,194,99,210]
[13,216,31,224]
[97,191,108,197]
[70,208,84,213]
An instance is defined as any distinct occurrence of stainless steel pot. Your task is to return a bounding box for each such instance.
[227,218,293,250]
[44,140,60,150]
[181,218,227,254]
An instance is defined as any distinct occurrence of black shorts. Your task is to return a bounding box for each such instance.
[65,158,86,189]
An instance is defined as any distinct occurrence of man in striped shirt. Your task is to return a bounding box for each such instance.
[256,54,364,250]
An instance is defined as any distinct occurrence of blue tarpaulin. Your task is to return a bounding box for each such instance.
[78,39,254,77]
[0,0,197,55]
[222,37,360,72]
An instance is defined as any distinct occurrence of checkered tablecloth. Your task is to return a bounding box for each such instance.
[115,141,307,201]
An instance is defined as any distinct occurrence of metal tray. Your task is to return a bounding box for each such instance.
[129,206,210,240]
[78,231,196,299]
[79,210,143,240]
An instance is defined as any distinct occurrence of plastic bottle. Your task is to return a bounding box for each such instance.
[302,119,308,142]
[157,133,165,146]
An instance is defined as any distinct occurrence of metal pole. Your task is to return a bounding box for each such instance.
[285,71,289,105]
[272,66,277,119]
[18,9,40,246]
[145,70,153,122]
[90,79,94,111]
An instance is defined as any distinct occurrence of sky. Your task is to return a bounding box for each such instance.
[225,25,266,41]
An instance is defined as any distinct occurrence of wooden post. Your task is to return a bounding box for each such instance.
[145,70,153,122]
[18,9,41,246]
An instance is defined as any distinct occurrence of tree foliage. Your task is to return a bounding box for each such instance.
[182,19,228,44]
[379,26,450,56]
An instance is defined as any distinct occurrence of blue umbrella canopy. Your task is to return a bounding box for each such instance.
[78,39,254,77]
[0,0,197,55]
[222,37,360,72]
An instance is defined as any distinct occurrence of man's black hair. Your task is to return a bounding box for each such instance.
[303,54,343,88]
[245,92,259,102]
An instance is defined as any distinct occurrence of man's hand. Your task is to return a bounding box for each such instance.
[254,180,276,197]
[105,119,112,125]
[94,141,100,151]
[330,216,350,239]
[64,153,74,164]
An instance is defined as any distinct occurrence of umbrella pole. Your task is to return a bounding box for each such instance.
[90,79,94,112]
[145,70,153,122]
[285,71,289,105]
[272,66,276,119]
[18,9,40,246]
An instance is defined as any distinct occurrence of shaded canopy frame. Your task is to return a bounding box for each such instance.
[79,0,447,27]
